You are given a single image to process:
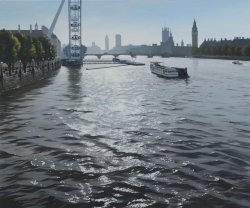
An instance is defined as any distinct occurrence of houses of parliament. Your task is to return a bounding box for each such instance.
[129,20,198,57]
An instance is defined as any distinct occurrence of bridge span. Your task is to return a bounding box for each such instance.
[83,53,164,59]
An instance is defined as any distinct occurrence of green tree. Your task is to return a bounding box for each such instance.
[241,45,250,56]
[234,46,242,56]
[0,30,21,75]
[222,45,229,56]
[228,46,235,56]
[38,36,56,60]
[32,37,45,63]
[14,32,36,72]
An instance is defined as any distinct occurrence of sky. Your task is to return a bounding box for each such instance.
[0,0,250,49]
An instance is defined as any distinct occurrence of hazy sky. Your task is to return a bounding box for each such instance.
[0,0,250,49]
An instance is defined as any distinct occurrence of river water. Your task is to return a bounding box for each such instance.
[0,57,249,208]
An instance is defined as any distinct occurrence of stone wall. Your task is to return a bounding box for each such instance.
[0,60,61,95]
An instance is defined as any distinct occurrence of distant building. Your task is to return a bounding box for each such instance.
[115,34,122,48]
[10,24,43,38]
[128,44,153,55]
[201,37,250,47]
[109,44,138,54]
[105,35,109,52]
[86,42,103,54]
[109,20,197,57]
[160,27,175,55]
[192,19,198,48]
[9,24,61,58]
[129,24,194,57]
[162,27,171,43]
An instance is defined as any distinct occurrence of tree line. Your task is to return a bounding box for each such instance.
[0,29,56,75]
[193,44,250,57]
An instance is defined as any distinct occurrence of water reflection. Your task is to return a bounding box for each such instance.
[0,58,250,207]
[67,67,83,100]
[192,57,199,71]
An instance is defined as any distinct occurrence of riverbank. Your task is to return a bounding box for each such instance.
[0,59,61,95]
[193,55,250,61]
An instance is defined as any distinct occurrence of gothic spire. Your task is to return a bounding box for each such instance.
[193,19,197,29]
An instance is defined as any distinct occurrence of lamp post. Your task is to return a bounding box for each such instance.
[47,58,50,71]
[52,57,54,70]
[0,62,3,88]
[32,58,35,68]
[18,60,22,79]
[32,58,35,78]
[42,58,45,74]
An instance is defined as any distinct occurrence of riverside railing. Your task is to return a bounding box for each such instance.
[0,58,61,93]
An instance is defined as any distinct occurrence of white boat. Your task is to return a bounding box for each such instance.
[150,62,189,79]
[232,60,243,65]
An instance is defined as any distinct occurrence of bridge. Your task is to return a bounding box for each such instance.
[84,53,163,59]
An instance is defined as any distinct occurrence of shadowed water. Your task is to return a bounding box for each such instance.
[0,57,250,208]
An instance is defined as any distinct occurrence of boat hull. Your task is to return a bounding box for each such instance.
[62,59,82,67]
[232,61,243,65]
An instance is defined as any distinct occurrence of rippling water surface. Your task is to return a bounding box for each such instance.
[0,57,250,208]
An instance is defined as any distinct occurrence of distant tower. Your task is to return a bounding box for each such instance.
[169,32,174,48]
[105,35,109,51]
[115,34,121,48]
[162,27,170,43]
[192,19,198,48]
[30,24,33,35]
[35,23,38,30]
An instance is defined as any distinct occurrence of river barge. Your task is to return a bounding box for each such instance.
[150,62,189,79]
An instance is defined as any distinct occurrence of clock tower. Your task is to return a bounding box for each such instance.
[192,19,198,48]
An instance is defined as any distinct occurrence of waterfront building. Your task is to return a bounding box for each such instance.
[192,19,198,48]
[9,24,61,58]
[173,44,192,56]
[115,34,122,48]
[105,35,109,52]
[201,37,250,47]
